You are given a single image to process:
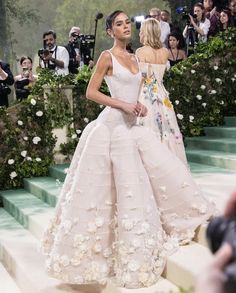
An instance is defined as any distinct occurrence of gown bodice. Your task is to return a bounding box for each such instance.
[97,52,142,128]
[104,51,142,103]
[138,62,168,83]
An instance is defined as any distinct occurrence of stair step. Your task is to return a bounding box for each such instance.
[0,189,53,240]
[0,262,22,293]
[186,137,236,153]
[163,241,213,290]
[49,163,69,182]
[189,162,233,174]
[23,177,61,207]
[204,126,236,138]
[0,209,179,293]
[224,116,236,126]
[120,277,179,292]
[186,149,236,170]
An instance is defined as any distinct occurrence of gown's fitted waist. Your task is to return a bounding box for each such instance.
[97,106,137,129]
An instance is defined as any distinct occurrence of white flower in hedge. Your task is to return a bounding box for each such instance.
[76,129,81,134]
[36,157,42,162]
[30,98,36,105]
[175,100,179,105]
[232,78,235,82]
[215,78,222,83]
[36,111,43,117]
[220,100,224,105]
[71,134,77,139]
[84,117,89,123]
[8,159,15,165]
[200,85,206,90]
[234,74,236,78]
[196,95,202,100]
[17,120,23,126]
[99,105,104,109]
[26,156,32,161]
[213,65,218,70]
[202,103,207,107]
[191,69,196,74]
[189,115,194,122]
[21,150,27,157]
[210,90,217,94]
[10,171,17,179]
[177,113,183,120]
[23,136,28,141]
[33,136,41,144]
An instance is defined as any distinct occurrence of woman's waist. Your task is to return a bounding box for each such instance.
[97,107,136,125]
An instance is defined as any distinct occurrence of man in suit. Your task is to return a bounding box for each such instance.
[0,61,14,107]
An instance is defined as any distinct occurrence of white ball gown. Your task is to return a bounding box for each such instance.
[41,51,215,289]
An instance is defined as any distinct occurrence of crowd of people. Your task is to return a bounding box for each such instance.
[0,1,235,292]
[0,0,235,107]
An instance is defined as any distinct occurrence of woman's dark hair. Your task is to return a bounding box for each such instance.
[20,56,33,65]
[194,2,206,22]
[106,10,123,30]
[43,30,57,39]
[219,8,233,30]
[168,31,185,49]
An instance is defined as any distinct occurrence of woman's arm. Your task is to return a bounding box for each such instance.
[189,15,205,36]
[86,51,138,115]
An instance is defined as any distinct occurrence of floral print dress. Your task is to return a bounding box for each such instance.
[138,62,188,165]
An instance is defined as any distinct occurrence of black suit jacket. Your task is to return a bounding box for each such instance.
[0,61,14,107]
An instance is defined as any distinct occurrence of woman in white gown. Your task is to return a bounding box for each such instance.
[136,18,188,165]
[42,11,215,289]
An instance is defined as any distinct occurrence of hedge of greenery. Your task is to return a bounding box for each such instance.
[0,28,235,190]
[164,28,236,137]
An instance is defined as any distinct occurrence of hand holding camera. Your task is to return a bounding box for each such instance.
[196,192,236,293]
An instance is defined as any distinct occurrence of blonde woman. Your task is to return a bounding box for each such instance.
[136,18,187,164]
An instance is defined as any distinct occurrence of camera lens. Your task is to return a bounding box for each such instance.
[207,216,229,253]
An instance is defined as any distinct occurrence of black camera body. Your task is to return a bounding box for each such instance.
[0,83,11,96]
[207,216,236,293]
[176,6,197,25]
[38,48,56,70]
[38,48,50,57]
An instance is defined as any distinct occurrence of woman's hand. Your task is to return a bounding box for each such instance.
[121,102,139,116]
[136,102,147,117]
[189,14,196,26]
[121,101,148,117]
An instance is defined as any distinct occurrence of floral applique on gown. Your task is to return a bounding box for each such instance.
[138,62,187,165]
[42,51,215,289]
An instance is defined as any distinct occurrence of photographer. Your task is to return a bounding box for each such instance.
[65,26,94,74]
[39,30,69,76]
[14,56,37,101]
[65,27,81,74]
[0,60,14,107]
[183,2,210,44]
[195,192,236,293]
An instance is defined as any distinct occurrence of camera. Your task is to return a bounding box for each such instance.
[0,83,11,95]
[207,216,236,293]
[176,6,197,25]
[38,48,51,58]
[22,67,30,78]
[38,47,56,70]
